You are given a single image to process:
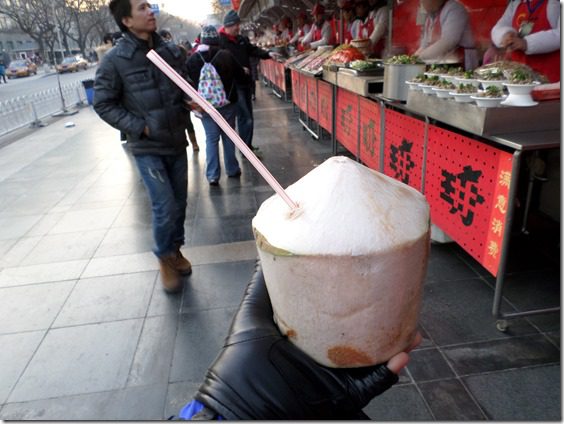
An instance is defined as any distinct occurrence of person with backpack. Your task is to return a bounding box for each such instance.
[186,25,247,186]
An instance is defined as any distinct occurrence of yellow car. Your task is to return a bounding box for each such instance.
[56,56,88,73]
[6,59,38,78]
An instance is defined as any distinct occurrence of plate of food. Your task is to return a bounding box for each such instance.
[471,85,506,108]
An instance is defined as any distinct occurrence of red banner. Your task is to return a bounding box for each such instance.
[277,62,286,92]
[335,88,359,156]
[425,125,514,276]
[307,76,318,120]
[358,97,382,171]
[231,0,240,11]
[291,69,300,106]
[299,72,308,112]
[383,108,425,191]
[317,80,333,133]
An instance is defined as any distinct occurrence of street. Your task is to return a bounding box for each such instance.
[0,65,97,102]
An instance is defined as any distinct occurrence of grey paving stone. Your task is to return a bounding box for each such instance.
[407,347,456,382]
[181,260,256,313]
[0,281,75,333]
[0,331,45,404]
[464,365,561,420]
[363,383,433,420]
[420,277,538,346]
[126,315,178,387]
[94,226,154,257]
[53,272,155,327]
[48,206,121,234]
[425,242,480,284]
[442,334,560,375]
[20,229,106,266]
[0,384,168,420]
[169,308,238,383]
[8,319,143,402]
[0,215,42,240]
[190,215,256,246]
[418,378,487,420]
[0,259,88,288]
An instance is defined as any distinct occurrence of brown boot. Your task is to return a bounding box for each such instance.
[173,248,193,275]
[158,255,183,293]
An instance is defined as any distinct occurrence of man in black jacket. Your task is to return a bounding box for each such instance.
[93,0,192,293]
[186,26,247,186]
[219,10,276,155]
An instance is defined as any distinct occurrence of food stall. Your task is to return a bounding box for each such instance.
[238,0,560,330]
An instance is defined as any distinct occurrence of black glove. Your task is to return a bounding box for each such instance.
[193,261,401,420]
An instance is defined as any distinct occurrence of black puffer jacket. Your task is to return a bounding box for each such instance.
[93,32,188,155]
[186,47,246,104]
[218,32,270,86]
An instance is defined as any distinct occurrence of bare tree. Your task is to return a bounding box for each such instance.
[63,0,110,56]
[0,0,57,62]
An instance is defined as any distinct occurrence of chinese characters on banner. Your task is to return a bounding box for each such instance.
[291,69,300,106]
[317,81,333,133]
[358,97,381,171]
[425,126,513,276]
[383,109,425,191]
[299,73,308,112]
[335,88,359,156]
[307,77,318,119]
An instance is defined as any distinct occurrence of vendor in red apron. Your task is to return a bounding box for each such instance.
[367,0,388,57]
[335,0,355,45]
[350,0,372,40]
[301,2,337,49]
[414,0,478,70]
[490,0,560,83]
[277,16,294,44]
[289,11,312,51]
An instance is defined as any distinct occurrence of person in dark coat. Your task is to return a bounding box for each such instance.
[186,25,247,186]
[93,0,193,293]
[219,10,277,155]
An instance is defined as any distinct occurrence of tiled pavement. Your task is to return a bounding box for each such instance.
[0,83,560,420]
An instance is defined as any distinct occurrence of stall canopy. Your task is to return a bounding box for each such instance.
[239,0,320,28]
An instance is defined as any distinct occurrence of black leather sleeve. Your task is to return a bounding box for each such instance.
[193,262,399,420]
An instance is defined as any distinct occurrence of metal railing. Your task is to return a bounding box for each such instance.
[0,81,88,137]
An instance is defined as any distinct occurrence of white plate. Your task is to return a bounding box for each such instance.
[406,80,423,91]
[478,79,507,90]
[503,81,541,95]
[500,95,539,107]
[432,87,454,98]
[449,92,475,103]
[454,77,481,88]
[470,95,506,108]
[419,84,436,95]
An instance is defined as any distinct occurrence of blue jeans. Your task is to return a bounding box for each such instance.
[201,103,241,181]
[235,85,254,149]
[133,153,187,258]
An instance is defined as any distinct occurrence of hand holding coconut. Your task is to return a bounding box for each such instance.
[191,264,421,420]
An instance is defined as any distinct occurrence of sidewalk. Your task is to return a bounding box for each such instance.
[0,84,560,420]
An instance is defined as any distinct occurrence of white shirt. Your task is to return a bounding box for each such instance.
[491,0,560,55]
[290,24,311,44]
[302,20,333,48]
[369,6,388,47]
[415,0,477,69]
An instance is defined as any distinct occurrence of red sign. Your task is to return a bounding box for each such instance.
[231,0,240,11]
[317,80,333,133]
[291,69,299,106]
[383,108,425,191]
[307,76,318,120]
[335,88,359,156]
[299,72,308,112]
[425,125,514,276]
[277,62,286,92]
[358,97,382,171]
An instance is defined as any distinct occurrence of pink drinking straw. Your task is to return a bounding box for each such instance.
[146,50,298,211]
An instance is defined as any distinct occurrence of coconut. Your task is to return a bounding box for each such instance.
[252,156,430,368]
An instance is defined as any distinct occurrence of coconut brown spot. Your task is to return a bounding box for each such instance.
[327,346,373,366]
[285,329,297,338]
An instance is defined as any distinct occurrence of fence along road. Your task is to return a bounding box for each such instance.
[0,80,89,137]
